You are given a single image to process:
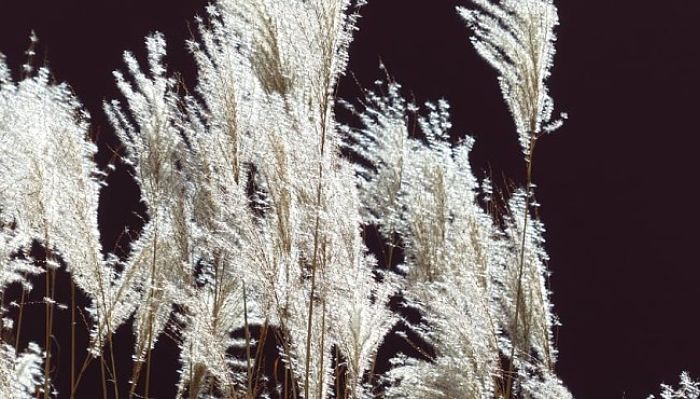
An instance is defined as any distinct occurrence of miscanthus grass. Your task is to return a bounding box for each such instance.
[0,0,689,398]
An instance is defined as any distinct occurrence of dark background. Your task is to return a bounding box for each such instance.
[1,1,699,398]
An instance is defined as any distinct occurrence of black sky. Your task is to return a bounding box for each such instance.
[1,1,699,398]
